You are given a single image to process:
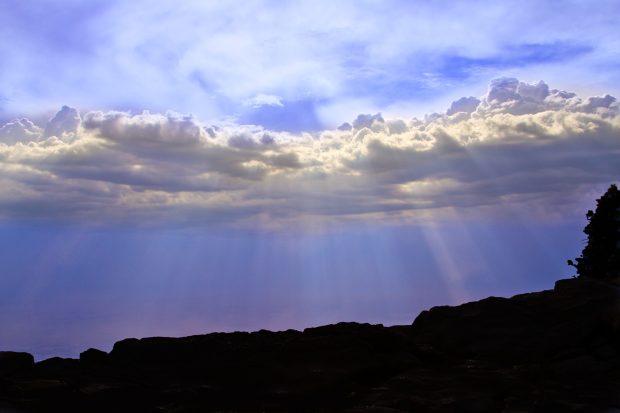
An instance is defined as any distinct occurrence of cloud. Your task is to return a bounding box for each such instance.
[1,1,619,125]
[472,78,618,118]
[243,94,284,108]
[447,97,481,116]
[44,105,81,138]
[352,113,385,130]
[0,118,42,144]
[0,78,618,228]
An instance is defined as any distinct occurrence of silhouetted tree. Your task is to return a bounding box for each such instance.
[568,184,620,279]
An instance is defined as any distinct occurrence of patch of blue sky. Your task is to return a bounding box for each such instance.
[440,42,594,76]
[0,1,618,126]
[0,1,109,57]
[340,42,594,108]
[238,98,325,132]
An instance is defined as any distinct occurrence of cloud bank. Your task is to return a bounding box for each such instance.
[0,78,618,228]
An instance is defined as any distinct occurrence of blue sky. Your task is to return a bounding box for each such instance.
[2,0,620,128]
[1,1,619,359]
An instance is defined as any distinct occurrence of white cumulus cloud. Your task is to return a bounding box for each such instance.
[0,78,618,228]
[243,94,285,108]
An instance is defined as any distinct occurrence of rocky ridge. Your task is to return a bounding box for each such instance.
[1,276,619,412]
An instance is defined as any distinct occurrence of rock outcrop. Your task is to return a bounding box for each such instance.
[0,352,34,378]
[1,277,619,412]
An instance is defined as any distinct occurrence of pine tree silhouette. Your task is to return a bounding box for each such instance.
[568,184,620,279]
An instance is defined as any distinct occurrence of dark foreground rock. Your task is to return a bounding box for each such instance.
[1,277,619,412]
[0,352,34,378]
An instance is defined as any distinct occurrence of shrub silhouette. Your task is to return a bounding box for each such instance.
[568,184,620,279]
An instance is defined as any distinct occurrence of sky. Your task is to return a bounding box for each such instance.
[1,0,619,359]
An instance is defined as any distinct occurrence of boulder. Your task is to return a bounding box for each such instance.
[79,348,108,366]
[0,351,34,377]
